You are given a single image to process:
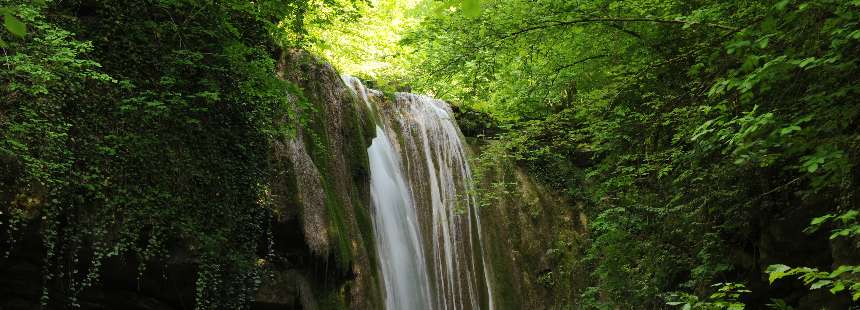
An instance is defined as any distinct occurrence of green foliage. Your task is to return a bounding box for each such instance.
[305,0,421,83]
[806,210,860,240]
[767,264,860,300]
[406,0,860,307]
[1,0,364,308]
[305,0,485,84]
[766,209,860,301]
[454,104,500,138]
[667,283,751,310]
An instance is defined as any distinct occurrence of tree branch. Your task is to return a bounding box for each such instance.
[606,23,642,39]
[498,17,739,41]
[558,54,610,71]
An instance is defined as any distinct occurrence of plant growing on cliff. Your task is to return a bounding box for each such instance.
[1,0,365,308]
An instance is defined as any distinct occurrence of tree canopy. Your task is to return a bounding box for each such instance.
[313,0,860,307]
[393,0,860,307]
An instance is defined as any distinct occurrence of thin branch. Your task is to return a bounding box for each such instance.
[606,23,643,39]
[557,54,610,71]
[543,54,610,105]
[498,17,739,41]
[746,177,803,206]
[631,15,767,82]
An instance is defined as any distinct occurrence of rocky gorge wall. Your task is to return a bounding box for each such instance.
[258,49,383,309]
[465,139,589,310]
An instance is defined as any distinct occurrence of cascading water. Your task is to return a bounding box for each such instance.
[344,76,494,310]
[344,76,434,310]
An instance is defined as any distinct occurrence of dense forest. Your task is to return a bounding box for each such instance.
[1,0,858,309]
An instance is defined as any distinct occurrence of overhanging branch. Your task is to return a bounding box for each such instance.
[498,17,739,41]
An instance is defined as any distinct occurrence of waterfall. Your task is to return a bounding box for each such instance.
[344,76,494,310]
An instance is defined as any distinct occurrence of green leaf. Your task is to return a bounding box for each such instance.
[3,13,26,37]
[756,37,770,49]
[461,0,481,17]
[798,57,817,69]
[830,282,845,293]
[829,265,855,277]
[767,264,791,284]
[837,210,858,223]
[810,214,834,226]
[779,125,801,136]
[829,229,851,240]
[810,279,832,290]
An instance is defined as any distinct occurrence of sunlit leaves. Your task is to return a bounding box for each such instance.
[407,0,860,308]
[767,264,792,284]
[460,0,480,17]
[305,0,422,81]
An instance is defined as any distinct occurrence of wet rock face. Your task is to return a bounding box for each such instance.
[469,156,588,310]
[270,49,381,310]
[273,135,330,258]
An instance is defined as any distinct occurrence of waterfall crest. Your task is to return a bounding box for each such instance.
[344,76,494,310]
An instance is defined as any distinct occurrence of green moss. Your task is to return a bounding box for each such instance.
[315,283,350,310]
[353,198,379,277]
[480,160,525,309]
[276,51,386,308]
[316,175,349,270]
[471,142,587,309]
[346,98,374,185]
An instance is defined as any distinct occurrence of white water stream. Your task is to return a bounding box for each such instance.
[344,76,493,310]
